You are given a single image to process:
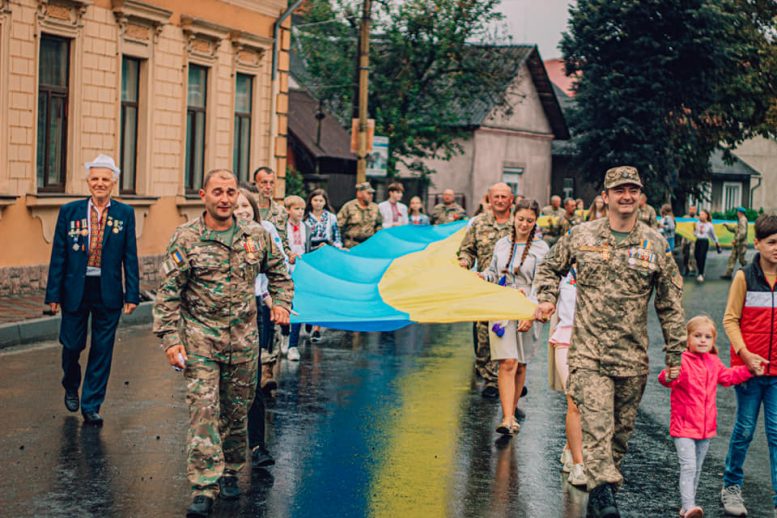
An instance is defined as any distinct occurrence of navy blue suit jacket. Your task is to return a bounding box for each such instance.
[45,199,140,312]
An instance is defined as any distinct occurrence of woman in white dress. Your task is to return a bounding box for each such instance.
[481,198,549,436]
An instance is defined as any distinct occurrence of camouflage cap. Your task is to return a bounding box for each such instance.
[356,182,375,193]
[604,166,643,189]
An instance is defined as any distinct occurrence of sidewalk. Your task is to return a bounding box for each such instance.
[0,284,156,349]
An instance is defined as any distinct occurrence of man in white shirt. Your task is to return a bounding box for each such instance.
[378,182,409,228]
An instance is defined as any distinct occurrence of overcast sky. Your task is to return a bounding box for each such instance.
[497,0,574,60]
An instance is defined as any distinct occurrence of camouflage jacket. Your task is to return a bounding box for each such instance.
[431,203,466,225]
[637,205,658,228]
[559,212,584,236]
[724,217,749,245]
[533,218,686,376]
[337,199,382,248]
[153,215,293,364]
[457,212,513,271]
[256,196,291,257]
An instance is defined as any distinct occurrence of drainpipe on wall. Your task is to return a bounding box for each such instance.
[269,0,304,185]
[750,173,762,209]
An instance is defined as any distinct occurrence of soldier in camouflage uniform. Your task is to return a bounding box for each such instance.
[457,183,514,397]
[541,195,565,247]
[636,193,658,228]
[722,206,749,279]
[337,182,383,248]
[533,166,685,517]
[431,189,467,224]
[153,169,292,517]
[252,167,291,257]
[559,197,584,236]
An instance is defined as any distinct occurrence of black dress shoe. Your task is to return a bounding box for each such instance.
[64,391,79,412]
[481,385,499,399]
[586,483,620,518]
[82,411,103,427]
[218,475,240,500]
[251,446,275,469]
[186,495,214,517]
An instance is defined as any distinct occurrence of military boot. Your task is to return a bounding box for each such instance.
[186,495,213,517]
[586,483,620,518]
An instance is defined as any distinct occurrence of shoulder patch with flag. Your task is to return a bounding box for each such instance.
[163,248,187,275]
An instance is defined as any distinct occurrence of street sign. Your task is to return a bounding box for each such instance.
[366,136,389,177]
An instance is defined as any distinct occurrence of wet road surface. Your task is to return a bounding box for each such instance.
[1,252,774,517]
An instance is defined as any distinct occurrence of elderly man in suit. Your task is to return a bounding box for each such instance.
[45,154,139,426]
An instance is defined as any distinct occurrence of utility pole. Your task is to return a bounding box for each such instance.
[355,0,372,184]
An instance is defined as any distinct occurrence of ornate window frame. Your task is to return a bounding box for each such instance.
[230,30,271,180]
[112,0,171,199]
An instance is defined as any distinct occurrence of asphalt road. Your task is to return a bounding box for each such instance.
[0,251,773,517]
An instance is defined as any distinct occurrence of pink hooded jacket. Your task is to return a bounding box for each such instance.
[659,350,753,439]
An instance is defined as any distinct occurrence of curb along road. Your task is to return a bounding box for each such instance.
[0,301,153,350]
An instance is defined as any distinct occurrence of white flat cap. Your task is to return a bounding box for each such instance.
[85,154,120,177]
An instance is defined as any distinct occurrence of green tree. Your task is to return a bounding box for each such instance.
[561,0,776,202]
[293,0,520,179]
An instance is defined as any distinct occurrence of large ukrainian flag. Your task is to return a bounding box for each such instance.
[290,221,536,331]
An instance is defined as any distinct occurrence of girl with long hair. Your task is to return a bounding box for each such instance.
[408,196,430,225]
[659,316,759,518]
[586,195,607,221]
[481,198,550,436]
[693,210,720,283]
[304,188,342,250]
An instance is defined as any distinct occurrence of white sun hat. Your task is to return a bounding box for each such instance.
[85,154,121,178]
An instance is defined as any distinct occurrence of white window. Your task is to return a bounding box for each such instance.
[722,182,742,212]
[502,166,524,196]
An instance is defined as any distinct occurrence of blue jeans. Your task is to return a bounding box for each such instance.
[723,376,777,506]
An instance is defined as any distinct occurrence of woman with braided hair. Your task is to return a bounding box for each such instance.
[481,198,550,436]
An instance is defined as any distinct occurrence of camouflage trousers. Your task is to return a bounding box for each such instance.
[568,368,647,491]
[184,355,258,498]
[475,322,499,386]
[725,242,748,274]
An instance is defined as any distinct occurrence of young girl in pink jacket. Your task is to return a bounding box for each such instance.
[659,315,761,518]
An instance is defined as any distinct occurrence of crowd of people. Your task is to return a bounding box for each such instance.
[42,154,777,518]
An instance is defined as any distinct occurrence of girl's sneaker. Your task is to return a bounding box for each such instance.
[287,347,300,361]
[568,463,586,487]
[311,330,322,343]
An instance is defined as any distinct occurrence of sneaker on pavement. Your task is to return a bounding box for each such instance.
[287,347,300,361]
[720,485,747,516]
[697,274,704,283]
[310,330,322,343]
[278,334,290,356]
[568,463,586,487]
[560,448,572,473]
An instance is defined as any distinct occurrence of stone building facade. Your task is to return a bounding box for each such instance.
[0,0,292,295]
